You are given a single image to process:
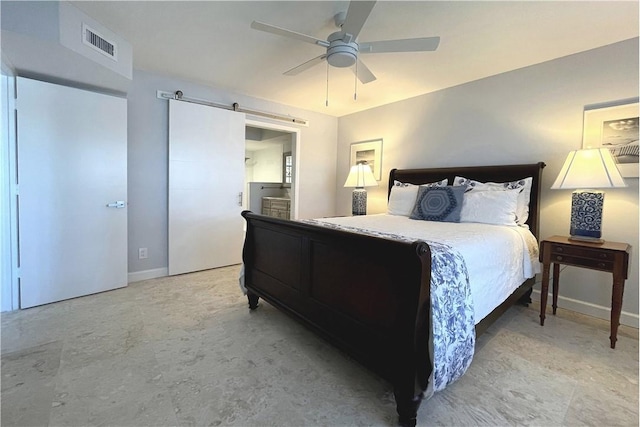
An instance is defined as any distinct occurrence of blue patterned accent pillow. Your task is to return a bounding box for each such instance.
[388,179,448,217]
[410,185,466,222]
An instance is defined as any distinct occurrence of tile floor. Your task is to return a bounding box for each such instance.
[2,265,638,426]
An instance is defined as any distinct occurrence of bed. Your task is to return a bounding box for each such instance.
[240,162,545,426]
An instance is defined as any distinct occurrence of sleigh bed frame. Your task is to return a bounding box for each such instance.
[241,162,545,426]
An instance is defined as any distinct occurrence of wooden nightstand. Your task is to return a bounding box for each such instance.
[539,235,631,348]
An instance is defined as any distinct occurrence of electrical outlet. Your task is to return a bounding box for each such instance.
[138,248,148,259]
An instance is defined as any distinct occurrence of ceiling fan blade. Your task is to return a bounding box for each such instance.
[284,55,327,76]
[354,59,376,84]
[341,1,376,39]
[251,21,330,47]
[359,37,440,54]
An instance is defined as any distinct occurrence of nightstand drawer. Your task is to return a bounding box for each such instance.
[550,244,614,261]
[550,253,613,271]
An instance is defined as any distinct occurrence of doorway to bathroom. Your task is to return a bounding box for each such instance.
[244,120,299,220]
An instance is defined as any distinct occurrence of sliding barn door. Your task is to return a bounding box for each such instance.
[17,77,128,308]
[168,100,245,275]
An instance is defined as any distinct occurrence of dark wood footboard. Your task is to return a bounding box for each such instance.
[241,211,432,425]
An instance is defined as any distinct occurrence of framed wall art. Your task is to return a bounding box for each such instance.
[583,99,639,178]
[350,139,383,180]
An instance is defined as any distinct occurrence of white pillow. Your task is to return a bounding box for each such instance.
[460,189,519,226]
[453,176,533,226]
[419,179,448,188]
[388,183,418,216]
[387,179,448,216]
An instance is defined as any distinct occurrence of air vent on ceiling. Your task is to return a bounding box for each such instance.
[82,23,118,61]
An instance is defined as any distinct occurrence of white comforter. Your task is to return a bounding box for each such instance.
[317,214,540,324]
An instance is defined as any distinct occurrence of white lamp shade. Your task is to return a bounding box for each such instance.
[551,148,627,189]
[344,163,378,188]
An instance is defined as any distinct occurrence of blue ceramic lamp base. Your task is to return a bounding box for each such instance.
[569,190,605,243]
[352,188,367,216]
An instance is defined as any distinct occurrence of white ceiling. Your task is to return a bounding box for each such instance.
[71,1,639,117]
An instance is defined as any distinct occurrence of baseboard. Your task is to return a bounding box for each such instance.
[531,289,639,328]
[128,267,168,283]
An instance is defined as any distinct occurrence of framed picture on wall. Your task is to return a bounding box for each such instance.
[350,139,383,180]
[583,100,639,178]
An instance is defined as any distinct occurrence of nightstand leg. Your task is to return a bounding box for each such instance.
[552,263,560,315]
[540,262,550,326]
[610,276,625,349]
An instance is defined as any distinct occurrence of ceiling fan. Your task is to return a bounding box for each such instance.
[251,0,440,84]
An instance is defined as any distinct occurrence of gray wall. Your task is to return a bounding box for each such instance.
[1,1,132,94]
[337,38,639,326]
[127,70,338,276]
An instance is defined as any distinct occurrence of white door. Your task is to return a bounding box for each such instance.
[168,100,245,275]
[17,77,128,309]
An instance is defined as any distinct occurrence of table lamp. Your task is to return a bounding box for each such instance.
[344,161,378,215]
[551,147,627,242]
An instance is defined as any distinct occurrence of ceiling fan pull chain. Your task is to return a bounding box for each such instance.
[354,60,358,101]
[326,61,330,107]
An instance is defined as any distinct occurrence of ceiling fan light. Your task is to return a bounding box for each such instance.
[327,51,357,67]
[326,33,358,68]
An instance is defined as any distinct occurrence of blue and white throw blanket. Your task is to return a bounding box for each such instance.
[301,219,475,397]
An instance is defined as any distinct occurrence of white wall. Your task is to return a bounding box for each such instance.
[252,145,284,182]
[337,38,639,326]
[127,69,338,276]
[244,154,255,189]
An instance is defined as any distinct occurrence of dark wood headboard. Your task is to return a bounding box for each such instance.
[388,163,546,239]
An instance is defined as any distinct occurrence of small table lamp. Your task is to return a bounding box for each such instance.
[551,147,627,242]
[344,161,378,215]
